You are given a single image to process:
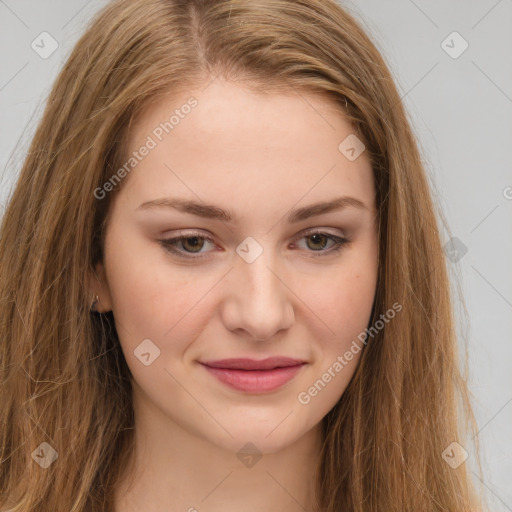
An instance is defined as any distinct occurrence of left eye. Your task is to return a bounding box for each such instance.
[158,230,350,260]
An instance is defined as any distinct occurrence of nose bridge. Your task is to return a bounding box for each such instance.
[241,247,280,301]
[223,237,294,340]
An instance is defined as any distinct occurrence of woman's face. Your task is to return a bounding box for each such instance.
[93,78,379,454]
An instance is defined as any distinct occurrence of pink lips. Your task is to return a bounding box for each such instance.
[200,357,306,393]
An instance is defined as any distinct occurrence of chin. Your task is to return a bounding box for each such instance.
[208,422,312,456]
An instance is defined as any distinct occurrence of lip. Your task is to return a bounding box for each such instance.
[199,357,306,393]
[201,357,305,370]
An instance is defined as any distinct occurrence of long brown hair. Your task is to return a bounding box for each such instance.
[0,0,485,510]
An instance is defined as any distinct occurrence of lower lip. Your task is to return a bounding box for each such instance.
[201,364,305,393]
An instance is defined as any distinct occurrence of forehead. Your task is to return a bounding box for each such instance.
[128,79,352,152]
[118,79,375,219]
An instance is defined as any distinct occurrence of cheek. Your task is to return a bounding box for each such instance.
[311,262,376,339]
[105,242,216,353]
[308,255,377,391]
[297,267,376,412]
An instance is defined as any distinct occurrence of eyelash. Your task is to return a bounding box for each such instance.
[158,230,350,260]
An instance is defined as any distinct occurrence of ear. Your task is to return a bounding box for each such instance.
[88,261,113,313]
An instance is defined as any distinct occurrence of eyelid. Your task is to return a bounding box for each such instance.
[158,227,350,260]
[291,227,347,244]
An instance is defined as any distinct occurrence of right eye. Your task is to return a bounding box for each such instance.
[158,232,217,260]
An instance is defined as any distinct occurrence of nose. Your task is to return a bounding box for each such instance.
[220,247,295,342]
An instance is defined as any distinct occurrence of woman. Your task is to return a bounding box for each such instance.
[0,0,484,510]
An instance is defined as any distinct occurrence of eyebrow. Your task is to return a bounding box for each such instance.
[136,195,368,223]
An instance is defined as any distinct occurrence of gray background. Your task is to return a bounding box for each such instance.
[1,1,511,509]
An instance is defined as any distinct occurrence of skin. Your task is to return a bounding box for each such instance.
[89,78,379,512]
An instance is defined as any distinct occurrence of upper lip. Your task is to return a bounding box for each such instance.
[200,357,306,370]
